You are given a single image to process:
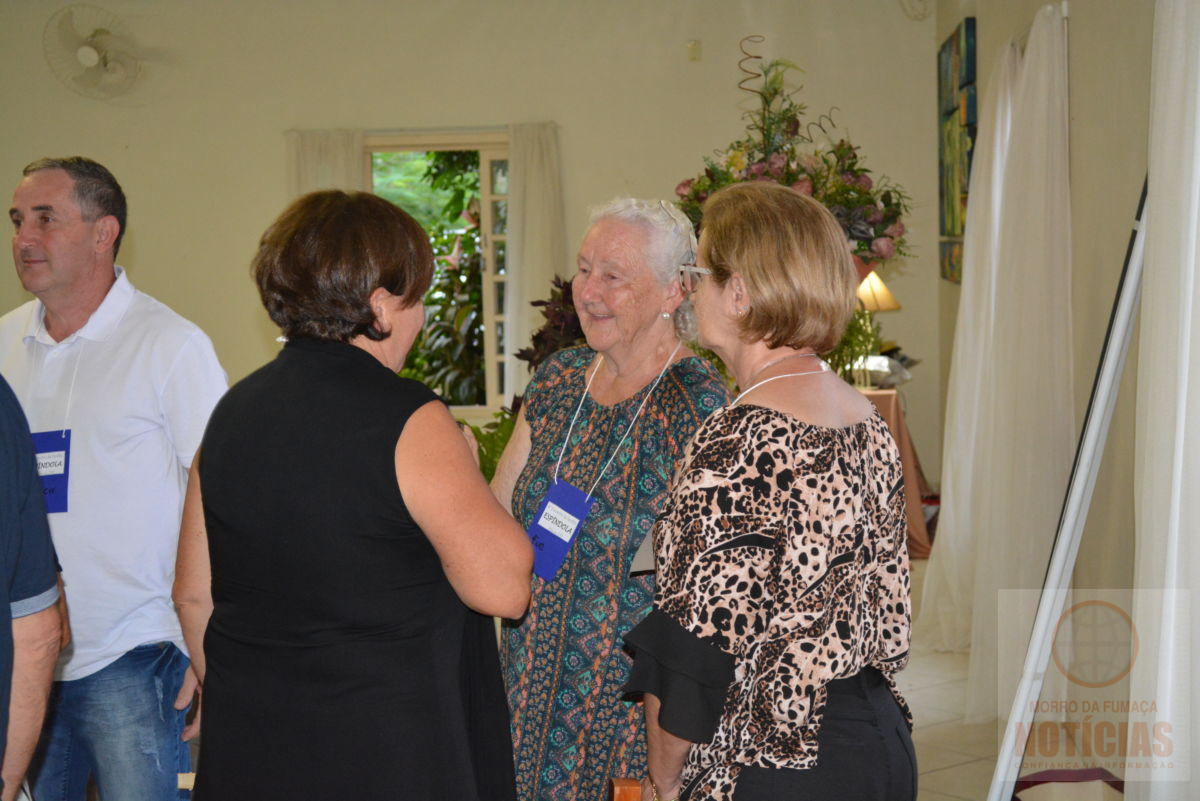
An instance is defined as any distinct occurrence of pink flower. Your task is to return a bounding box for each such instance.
[866,207,885,224]
[885,221,906,238]
[870,236,896,260]
[856,174,874,190]
[791,177,814,196]
[675,178,694,198]
[767,152,787,178]
[747,161,768,178]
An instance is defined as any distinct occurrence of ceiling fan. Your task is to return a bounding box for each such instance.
[43,4,143,100]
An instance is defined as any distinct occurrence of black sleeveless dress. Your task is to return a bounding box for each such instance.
[194,337,515,801]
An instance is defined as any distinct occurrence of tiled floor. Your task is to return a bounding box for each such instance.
[905,558,1001,801]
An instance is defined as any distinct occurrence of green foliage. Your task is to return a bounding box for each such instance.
[824,309,882,380]
[467,406,517,483]
[371,152,454,231]
[424,151,480,221]
[377,149,487,405]
[399,223,486,405]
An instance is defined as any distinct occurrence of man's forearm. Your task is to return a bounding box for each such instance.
[2,606,62,801]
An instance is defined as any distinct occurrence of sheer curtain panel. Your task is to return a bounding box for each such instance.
[918,42,1022,655]
[505,122,566,398]
[1126,0,1200,796]
[927,3,1073,723]
[285,129,367,197]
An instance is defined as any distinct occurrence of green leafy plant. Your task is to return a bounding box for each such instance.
[423,150,480,222]
[514,275,586,374]
[400,222,486,404]
[468,406,518,483]
[823,308,882,379]
[380,150,488,405]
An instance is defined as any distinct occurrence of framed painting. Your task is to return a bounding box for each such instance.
[938,17,976,284]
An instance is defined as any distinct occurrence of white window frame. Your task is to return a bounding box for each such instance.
[365,131,510,423]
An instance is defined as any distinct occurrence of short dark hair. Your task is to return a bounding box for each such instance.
[253,191,433,343]
[24,157,127,257]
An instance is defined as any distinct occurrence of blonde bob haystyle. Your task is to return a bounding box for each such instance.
[699,182,857,353]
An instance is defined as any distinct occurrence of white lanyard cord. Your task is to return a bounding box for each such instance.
[59,346,82,437]
[731,360,831,406]
[553,341,683,497]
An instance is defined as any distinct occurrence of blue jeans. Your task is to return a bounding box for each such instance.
[29,643,192,801]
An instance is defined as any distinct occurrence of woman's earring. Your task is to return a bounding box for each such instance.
[661,312,671,319]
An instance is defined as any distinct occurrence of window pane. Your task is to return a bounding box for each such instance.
[492,200,508,235]
[491,160,509,195]
[495,240,507,275]
[495,280,506,316]
[371,151,455,232]
[497,364,505,397]
[495,322,505,355]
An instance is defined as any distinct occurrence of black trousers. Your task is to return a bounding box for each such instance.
[708,668,918,801]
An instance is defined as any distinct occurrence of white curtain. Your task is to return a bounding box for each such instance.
[913,3,1073,722]
[964,2,1074,722]
[505,122,566,398]
[285,129,367,196]
[918,42,1022,654]
[1125,1,1200,797]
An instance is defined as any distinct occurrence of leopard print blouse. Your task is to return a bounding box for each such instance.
[652,403,912,800]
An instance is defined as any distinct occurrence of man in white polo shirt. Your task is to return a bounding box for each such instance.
[2,157,226,800]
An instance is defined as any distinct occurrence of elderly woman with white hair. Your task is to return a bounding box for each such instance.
[493,199,730,801]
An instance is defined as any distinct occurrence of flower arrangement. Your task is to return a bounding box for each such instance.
[674,38,911,266]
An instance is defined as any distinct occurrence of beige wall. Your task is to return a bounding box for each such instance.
[0,0,945,480]
[934,0,1150,586]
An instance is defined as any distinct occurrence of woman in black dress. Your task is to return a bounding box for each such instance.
[173,191,533,801]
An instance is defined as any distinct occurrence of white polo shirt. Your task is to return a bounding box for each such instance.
[0,267,227,680]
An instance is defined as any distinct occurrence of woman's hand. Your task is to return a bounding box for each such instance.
[489,406,531,514]
[458,422,481,468]
[643,693,690,801]
[396,401,533,619]
[640,775,682,801]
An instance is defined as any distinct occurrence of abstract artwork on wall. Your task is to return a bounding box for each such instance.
[938,18,976,283]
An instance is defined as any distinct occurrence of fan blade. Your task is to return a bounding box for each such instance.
[72,67,103,91]
[100,51,140,87]
[54,8,86,52]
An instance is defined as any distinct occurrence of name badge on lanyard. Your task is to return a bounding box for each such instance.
[31,429,71,514]
[527,479,596,582]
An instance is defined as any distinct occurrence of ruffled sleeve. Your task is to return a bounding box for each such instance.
[623,609,735,742]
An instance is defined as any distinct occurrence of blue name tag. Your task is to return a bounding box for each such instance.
[32,429,71,514]
[527,479,595,582]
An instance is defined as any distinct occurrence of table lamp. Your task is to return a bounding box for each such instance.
[856,270,901,312]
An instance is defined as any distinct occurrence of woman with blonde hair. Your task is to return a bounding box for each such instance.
[625,182,916,801]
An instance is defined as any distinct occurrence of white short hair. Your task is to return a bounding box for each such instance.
[586,198,698,339]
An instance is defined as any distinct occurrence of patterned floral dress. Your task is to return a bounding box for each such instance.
[502,346,729,801]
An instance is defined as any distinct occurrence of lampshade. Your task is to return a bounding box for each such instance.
[856,271,901,312]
